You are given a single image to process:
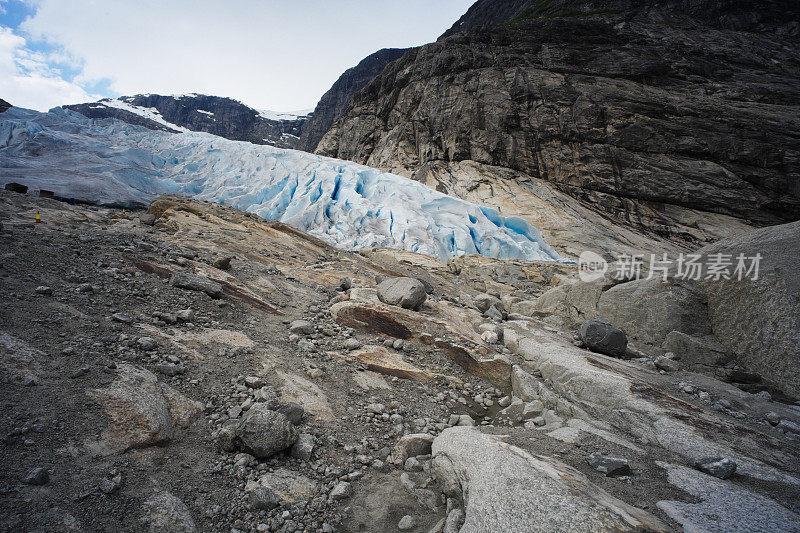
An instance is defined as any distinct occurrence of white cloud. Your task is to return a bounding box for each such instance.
[17,0,473,110]
[0,26,96,110]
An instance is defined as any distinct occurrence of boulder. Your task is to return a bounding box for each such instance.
[171,272,223,299]
[578,319,628,358]
[236,404,298,459]
[586,452,631,477]
[697,221,800,398]
[87,364,202,451]
[377,277,427,310]
[143,491,197,533]
[392,433,435,465]
[431,427,668,532]
[288,319,315,335]
[597,277,711,347]
[692,456,737,480]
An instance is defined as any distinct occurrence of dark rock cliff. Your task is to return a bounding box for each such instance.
[0,99,12,113]
[64,94,308,149]
[298,48,409,152]
[316,0,800,243]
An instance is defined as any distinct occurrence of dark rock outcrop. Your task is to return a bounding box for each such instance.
[64,94,308,148]
[299,48,408,152]
[316,0,800,245]
[0,99,11,113]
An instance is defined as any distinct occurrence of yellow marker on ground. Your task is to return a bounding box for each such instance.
[35,211,41,223]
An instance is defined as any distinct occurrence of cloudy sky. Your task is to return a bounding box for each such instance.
[0,0,473,112]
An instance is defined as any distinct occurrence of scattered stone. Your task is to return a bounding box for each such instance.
[239,377,263,391]
[176,309,195,322]
[212,256,232,270]
[579,319,628,358]
[329,481,352,501]
[339,276,352,291]
[171,272,223,299]
[249,487,280,511]
[456,414,475,426]
[377,277,427,310]
[112,312,134,324]
[586,452,631,477]
[236,405,298,459]
[137,336,157,351]
[692,456,737,479]
[21,467,49,485]
[343,337,362,350]
[34,286,53,295]
[404,457,423,472]
[290,433,315,460]
[99,474,123,494]
[398,515,416,530]
[289,319,315,335]
[654,354,680,372]
[393,433,435,465]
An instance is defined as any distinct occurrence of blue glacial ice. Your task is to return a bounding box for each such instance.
[0,107,565,262]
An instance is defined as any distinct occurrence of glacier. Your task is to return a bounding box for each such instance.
[0,107,565,262]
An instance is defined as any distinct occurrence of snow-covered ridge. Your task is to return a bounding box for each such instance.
[257,109,313,121]
[0,107,565,262]
[90,97,192,133]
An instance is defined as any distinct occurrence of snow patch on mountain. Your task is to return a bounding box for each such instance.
[0,107,565,262]
[90,98,192,133]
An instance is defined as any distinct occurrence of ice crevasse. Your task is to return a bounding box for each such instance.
[0,107,566,262]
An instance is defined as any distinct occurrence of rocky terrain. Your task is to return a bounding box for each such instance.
[1,189,799,532]
[298,48,409,153]
[64,94,308,149]
[316,0,800,258]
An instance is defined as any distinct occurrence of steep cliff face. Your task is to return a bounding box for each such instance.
[0,99,11,113]
[64,94,308,149]
[316,0,800,255]
[298,48,409,152]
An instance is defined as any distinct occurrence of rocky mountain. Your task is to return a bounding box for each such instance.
[298,48,409,152]
[316,0,800,258]
[64,94,309,149]
[0,98,11,113]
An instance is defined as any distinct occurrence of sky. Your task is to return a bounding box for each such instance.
[0,0,473,112]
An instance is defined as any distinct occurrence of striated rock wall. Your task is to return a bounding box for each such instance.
[298,48,409,152]
[316,0,800,249]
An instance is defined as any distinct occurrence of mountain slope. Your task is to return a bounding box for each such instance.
[64,94,309,149]
[0,107,564,262]
[316,0,800,257]
[298,48,409,152]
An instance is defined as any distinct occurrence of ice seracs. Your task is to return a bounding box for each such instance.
[0,106,566,262]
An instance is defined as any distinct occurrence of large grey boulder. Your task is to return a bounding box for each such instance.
[697,220,800,398]
[236,404,298,459]
[597,277,711,348]
[579,319,628,358]
[143,490,197,533]
[377,277,427,310]
[431,427,669,532]
[87,364,202,451]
